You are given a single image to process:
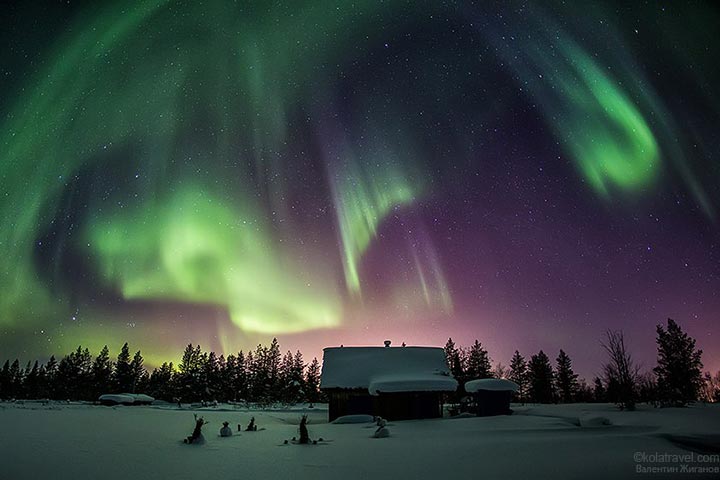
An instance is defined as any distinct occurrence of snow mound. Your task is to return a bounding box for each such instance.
[125,394,155,405]
[98,393,155,405]
[332,414,375,424]
[579,416,612,427]
[98,394,135,405]
[465,378,519,393]
[449,412,476,419]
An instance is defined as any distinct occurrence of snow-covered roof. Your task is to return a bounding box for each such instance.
[320,346,457,395]
[465,378,519,393]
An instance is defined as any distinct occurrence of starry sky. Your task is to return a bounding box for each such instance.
[1,1,718,377]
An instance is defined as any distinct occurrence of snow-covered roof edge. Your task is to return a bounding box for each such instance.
[465,378,519,392]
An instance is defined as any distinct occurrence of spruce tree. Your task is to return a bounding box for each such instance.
[177,344,203,401]
[267,338,282,400]
[114,343,133,393]
[148,362,175,401]
[250,344,268,403]
[24,361,41,399]
[279,350,295,404]
[528,351,554,403]
[92,345,113,397]
[466,340,492,380]
[293,350,306,401]
[56,347,92,399]
[215,355,227,399]
[654,318,703,406]
[0,360,10,399]
[555,350,578,403]
[244,350,256,402]
[509,351,528,404]
[305,357,321,404]
[221,354,237,402]
[8,360,21,399]
[444,338,465,382]
[201,351,218,400]
[44,355,58,399]
[235,351,248,401]
[129,350,147,393]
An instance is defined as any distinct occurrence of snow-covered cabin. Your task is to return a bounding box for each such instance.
[320,344,458,421]
[465,378,518,416]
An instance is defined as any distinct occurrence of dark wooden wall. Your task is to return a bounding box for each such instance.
[471,390,513,416]
[325,389,444,421]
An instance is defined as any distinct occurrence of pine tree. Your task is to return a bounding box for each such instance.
[305,357,321,404]
[21,361,32,398]
[56,347,92,399]
[235,351,248,401]
[279,351,296,404]
[654,318,704,406]
[0,360,11,399]
[509,351,528,404]
[466,340,493,380]
[201,351,219,400]
[147,362,175,401]
[444,338,465,382]
[244,350,256,402]
[129,350,147,393]
[267,338,282,401]
[220,354,236,402]
[8,359,22,399]
[250,344,268,403]
[215,354,226,400]
[293,350,306,402]
[43,355,58,399]
[24,361,42,399]
[114,343,133,393]
[528,351,554,403]
[92,345,113,397]
[555,350,578,403]
[177,344,203,401]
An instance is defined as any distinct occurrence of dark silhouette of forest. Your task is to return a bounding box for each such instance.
[0,318,716,407]
[0,338,321,405]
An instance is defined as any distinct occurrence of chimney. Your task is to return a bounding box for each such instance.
[384,340,391,347]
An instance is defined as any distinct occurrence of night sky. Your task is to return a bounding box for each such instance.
[1,1,718,378]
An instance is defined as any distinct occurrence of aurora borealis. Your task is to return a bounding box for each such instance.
[1,1,718,375]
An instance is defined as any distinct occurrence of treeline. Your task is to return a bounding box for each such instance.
[0,338,322,405]
[1,318,716,409]
[444,318,716,409]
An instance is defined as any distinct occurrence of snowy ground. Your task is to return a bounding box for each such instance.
[1,401,718,479]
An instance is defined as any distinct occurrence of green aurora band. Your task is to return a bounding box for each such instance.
[0,0,440,336]
[0,1,714,354]
[485,14,658,197]
[87,186,340,334]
